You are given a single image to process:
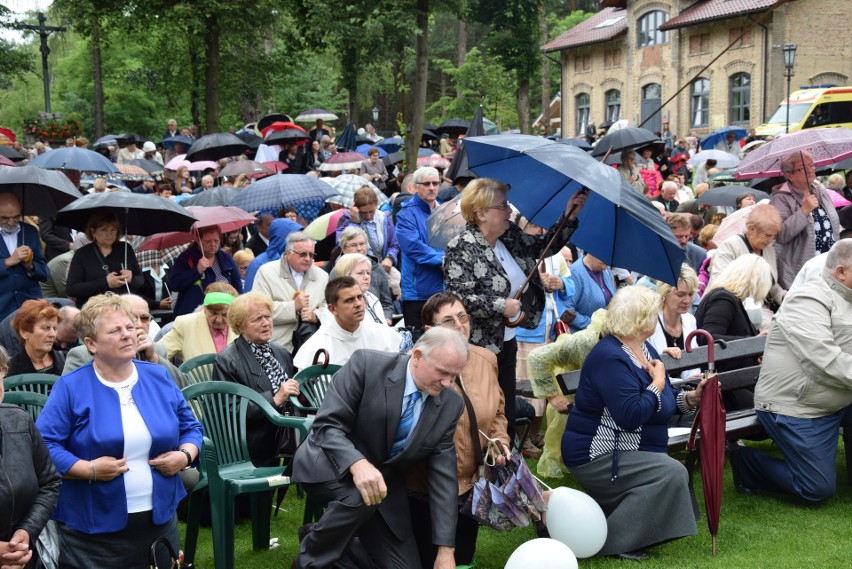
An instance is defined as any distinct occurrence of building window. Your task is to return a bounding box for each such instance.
[604,49,622,68]
[637,11,668,48]
[729,27,753,48]
[574,54,591,73]
[690,78,710,127]
[730,72,751,124]
[576,93,590,136]
[689,34,710,55]
[605,89,621,122]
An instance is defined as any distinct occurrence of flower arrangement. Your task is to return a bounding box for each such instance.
[23,115,84,140]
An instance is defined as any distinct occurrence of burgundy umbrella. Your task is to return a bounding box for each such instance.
[138,206,255,251]
[685,329,725,556]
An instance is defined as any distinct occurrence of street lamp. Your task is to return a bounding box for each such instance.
[782,44,797,134]
[371,106,379,124]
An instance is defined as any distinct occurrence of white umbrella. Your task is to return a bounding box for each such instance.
[688,149,741,169]
[711,199,770,246]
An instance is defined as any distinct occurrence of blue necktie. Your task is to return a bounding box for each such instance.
[390,391,421,458]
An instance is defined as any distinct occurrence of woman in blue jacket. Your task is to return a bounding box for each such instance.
[37,294,203,569]
[169,226,242,317]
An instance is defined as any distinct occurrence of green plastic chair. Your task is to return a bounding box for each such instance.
[178,353,218,386]
[2,390,48,422]
[181,381,313,569]
[3,373,58,397]
[290,364,341,414]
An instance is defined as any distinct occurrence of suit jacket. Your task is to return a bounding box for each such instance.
[38,217,73,261]
[159,311,237,362]
[292,350,464,545]
[0,223,48,321]
[246,233,269,257]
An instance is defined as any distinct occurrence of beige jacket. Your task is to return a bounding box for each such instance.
[754,270,852,418]
[712,233,786,306]
[250,257,328,351]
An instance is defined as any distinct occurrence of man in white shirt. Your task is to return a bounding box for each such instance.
[293,276,402,369]
[715,131,741,157]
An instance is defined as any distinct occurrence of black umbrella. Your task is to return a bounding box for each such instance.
[92,135,119,149]
[257,113,294,134]
[264,129,310,146]
[421,128,440,142]
[0,146,25,162]
[56,192,197,235]
[436,118,471,136]
[184,133,249,162]
[355,135,374,145]
[0,166,83,216]
[180,186,241,207]
[445,106,486,181]
[557,138,593,151]
[591,127,659,158]
[424,123,439,132]
[335,122,358,152]
[696,186,771,207]
[126,159,165,174]
[116,133,150,146]
[162,135,195,150]
[236,131,263,149]
[382,151,404,168]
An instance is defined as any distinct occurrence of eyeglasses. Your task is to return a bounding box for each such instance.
[437,313,469,328]
[419,181,440,187]
[137,314,153,323]
[288,250,317,259]
[486,201,511,211]
[789,164,814,174]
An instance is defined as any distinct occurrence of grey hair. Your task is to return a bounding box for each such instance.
[661,180,678,193]
[413,166,439,184]
[58,305,80,323]
[285,231,314,249]
[339,226,367,249]
[414,326,469,361]
[780,150,813,175]
[0,344,8,374]
[825,239,852,271]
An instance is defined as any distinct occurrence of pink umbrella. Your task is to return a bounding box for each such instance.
[734,128,852,179]
[164,153,219,172]
[261,161,289,175]
[827,188,851,208]
[416,155,451,169]
[138,206,255,250]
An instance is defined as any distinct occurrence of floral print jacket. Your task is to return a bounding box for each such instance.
[443,217,577,353]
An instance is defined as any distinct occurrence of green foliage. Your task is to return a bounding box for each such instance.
[547,9,596,40]
[0,5,36,85]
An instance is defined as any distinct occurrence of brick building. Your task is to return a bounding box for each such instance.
[541,0,852,138]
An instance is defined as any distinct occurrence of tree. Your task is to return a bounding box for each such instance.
[0,5,35,86]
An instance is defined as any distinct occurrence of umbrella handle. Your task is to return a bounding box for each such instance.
[686,329,719,372]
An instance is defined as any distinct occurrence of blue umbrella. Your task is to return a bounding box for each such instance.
[463,134,622,228]
[29,147,119,174]
[230,174,337,221]
[700,126,747,150]
[336,122,358,152]
[376,137,403,153]
[92,134,119,149]
[162,135,195,150]
[357,143,386,157]
[418,147,437,158]
[572,181,684,285]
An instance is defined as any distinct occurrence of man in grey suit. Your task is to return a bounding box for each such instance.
[292,327,468,568]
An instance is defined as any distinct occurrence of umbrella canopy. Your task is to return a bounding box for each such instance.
[0,166,83,216]
[295,109,338,122]
[126,158,165,174]
[92,135,119,149]
[382,151,404,168]
[261,161,288,174]
[699,126,747,150]
[0,128,16,143]
[463,134,623,228]
[139,206,255,251]
[180,186,241,207]
[185,133,249,162]
[115,133,151,146]
[741,139,766,154]
[696,186,769,207]
[256,113,293,135]
[217,160,273,178]
[55,192,197,235]
[557,137,593,151]
[235,131,263,149]
[425,194,464,250]
[335,122,358,152]
[0,156,18,167]
[164,154,219,172]
[711,201,767,246]
[304,209,347,241]
[136,243,189,268]
[436,118,470,136]
[827,189,851,209]
[417,148,437,158]
[29,147,119,174]
[161,135,195,150]
[735,128,852,179]
[376,137,403,153]
[318,152,367,172]
[421,128,440,142]
[357,143,386,157]
[591,127,658,158]
[0,146,26,162]
[688,149,741,169]
[446,105,486,181]
[322,174,388,208]
[230,174,337,216]
[417,155,450,169]
[115,163,150,176]
[685,329,725,556]
[265,128,310,146]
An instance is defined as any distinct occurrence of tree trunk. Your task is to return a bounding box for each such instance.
[189,39,201,128]
[204,14,220,134]
[517,75,531,134]
[539,6,550,136]
[457,20,467,67]
[406,0,429,170]
[91,20,104,138]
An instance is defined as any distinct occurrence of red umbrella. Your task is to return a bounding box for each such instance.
[734,127,852,179]
[318,152,367,172]
[138,206,255,250]
[0,156,18,167]
[260,161,288,175]
[685,329,725,556]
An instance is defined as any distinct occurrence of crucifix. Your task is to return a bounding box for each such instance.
[12,12,66,113]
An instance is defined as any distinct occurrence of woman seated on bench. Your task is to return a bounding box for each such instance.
[648,264,700,381]
[562,286,708,561]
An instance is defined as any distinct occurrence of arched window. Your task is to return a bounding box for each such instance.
[637,11,668,48]
[575,93,590,135]
[605,89,621,122]
[729,73,751,124]
[690,78,710,127]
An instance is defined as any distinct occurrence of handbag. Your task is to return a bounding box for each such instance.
[148,537,181,569]
[291,319,320,356]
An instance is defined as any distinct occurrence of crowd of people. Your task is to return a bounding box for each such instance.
[1,114,851,567]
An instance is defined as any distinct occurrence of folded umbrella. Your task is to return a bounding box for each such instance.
[322,174,387,208]
[0,166,83,216]
[185,133,250,163]
[139,206,255,251]
[230,173,337,220]
[735,128,852,179]
[29,147,119,174]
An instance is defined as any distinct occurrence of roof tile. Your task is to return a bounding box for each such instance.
[660,0,779,31]
[541,8,628,52]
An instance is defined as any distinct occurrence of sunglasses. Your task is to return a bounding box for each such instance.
[419,181,440,187]
[288,250,318,259]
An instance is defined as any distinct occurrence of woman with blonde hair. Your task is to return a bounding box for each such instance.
[648,265,699,367]
[172,166,193,194]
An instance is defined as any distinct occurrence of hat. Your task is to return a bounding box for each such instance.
[142,141,156,152]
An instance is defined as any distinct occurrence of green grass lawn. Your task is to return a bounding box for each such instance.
[183,440,852,568]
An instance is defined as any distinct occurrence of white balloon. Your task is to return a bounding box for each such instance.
[545,486,608,558]
[505,538,578,569]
